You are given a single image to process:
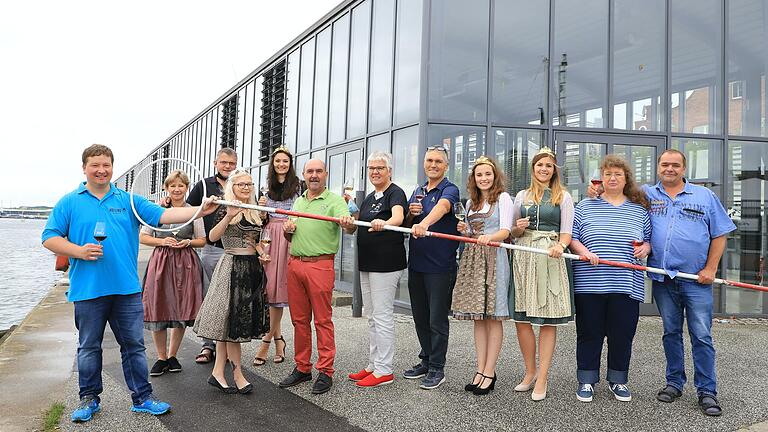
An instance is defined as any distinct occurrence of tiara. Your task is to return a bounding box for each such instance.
[472,155,495,170]
[537,146,556,158]
[271,145,292,156]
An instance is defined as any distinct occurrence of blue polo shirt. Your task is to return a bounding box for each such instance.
[407,178,460,273]
[644,180,736,283]
[42,183,165,302]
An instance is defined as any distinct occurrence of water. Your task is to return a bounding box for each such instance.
[0,219,59,329]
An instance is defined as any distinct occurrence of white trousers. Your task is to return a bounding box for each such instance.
[360,270,403,376]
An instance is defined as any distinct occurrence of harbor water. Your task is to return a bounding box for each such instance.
[0,218,59,329]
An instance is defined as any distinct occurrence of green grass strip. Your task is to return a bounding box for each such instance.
[42,402,66,431]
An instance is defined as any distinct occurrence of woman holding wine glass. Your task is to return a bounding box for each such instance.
[252,146,302,366]
[508,147,574,401]
[140,170,206,376]
[451,156,512,395]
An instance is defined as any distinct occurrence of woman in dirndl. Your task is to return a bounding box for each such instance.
[452,156,513,396]
[509,146,574,401]
[194,169,270,394]
[252,146,302,366]
[140,170,206,376]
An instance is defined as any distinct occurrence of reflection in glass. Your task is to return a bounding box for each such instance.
[725,140,766,314]
[428,0,489,122]
[297,39,315,153]
[492,0,548,125]
[670,0,722,134]
[727,0,767,137]
[611,0,664,131]
[243,79,257,167]
[392,126,419,198]
[368,0,395,133]
[493,129,544,195]
[236,88,246,161]
[671,138,723,198]
[561,142,607,202]
[427,125,486,196]
[329,13,350,144]
[347,1,371,138]
[551,0,607,128]
[613,145,655,185]
[393,0,422,126]
[284,50,300,153]
[312,28,331,149]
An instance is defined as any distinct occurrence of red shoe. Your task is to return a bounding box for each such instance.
[348,369,373,382]
[356,373,394,387]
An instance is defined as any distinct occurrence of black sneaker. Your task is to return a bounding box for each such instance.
[403,363,429,380]
[312,373,333,395]
[278,367,312,388]
[166,357,182,373]
[150,359,169,376]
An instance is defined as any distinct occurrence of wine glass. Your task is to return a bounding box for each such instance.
[414,186,427,215]
[453,201,467,222]
[590,168,603,197]
[260,229,272,255]
[523,199,536,226]
[287,216,298,233]
[93,221,107,246]
[260,184,269,198]
[343,179,355,196]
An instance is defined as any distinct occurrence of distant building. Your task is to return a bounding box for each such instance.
[117,0,768,317]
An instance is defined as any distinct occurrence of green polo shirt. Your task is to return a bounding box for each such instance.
[290,188,350,257]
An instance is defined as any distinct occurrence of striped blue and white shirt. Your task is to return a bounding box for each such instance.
[572,198,651,301]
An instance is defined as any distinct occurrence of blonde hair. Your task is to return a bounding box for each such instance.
[223,169,262,226]
[163,170,190,189]
[526,153,565,206]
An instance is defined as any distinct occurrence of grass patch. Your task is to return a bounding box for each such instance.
[42,402,66,431]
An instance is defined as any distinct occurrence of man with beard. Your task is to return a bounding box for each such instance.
[186,147,238,364]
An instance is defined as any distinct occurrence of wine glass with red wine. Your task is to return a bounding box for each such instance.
[590,169,603,197]
[93,221,107,246]
[414,186,427,215]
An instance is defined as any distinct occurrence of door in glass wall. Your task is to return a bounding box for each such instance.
[555,132,665,314]
[327,143,364,292]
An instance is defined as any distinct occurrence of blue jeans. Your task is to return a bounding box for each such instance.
[408,270,456,371]
[74,293,153,405]
[652,277,717,396]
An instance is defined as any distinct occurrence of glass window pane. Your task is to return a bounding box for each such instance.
[427,125,487,196]
[284,50,300,154]
[492,0,548,125]
[393,0,422,126]
[428,0,489,122]
[236,88,246,162]
[347,1,371,138]
[297,39,316,153]
[392,126,419,201]
[551,0,608,128]
[492,128,545,194]
[612,0,665,131]
[727,0,767,137]
[329,14,350,144]
[670,0,722,134]
[243,79,257,167]
[671,138,724,197]
[725,140,766,314]
[295,153,309,177]
[366,133,390,191]
[311,149,326,165]
[313,28,331,149]
[368,0,395,133]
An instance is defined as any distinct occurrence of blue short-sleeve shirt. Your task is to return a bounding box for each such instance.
[644,180,736,282]
[42,183,165,302]
[407,177,460,273]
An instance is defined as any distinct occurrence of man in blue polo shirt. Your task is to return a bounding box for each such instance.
[403,146,460,390]
[42,144,216,423]
[645,149,735,416]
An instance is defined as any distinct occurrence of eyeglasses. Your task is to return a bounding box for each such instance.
[603,173,625,179]
[426,146,449,153]
[367,166,388,172]
[234,182,254,189]
[218,161,237,167]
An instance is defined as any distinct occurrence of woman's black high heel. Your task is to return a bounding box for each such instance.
[472,373,497,395]
[464,372,483,391]
[208,375,237,394]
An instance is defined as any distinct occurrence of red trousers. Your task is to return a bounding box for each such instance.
[287,257,336,376]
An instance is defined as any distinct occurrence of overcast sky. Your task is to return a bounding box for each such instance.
[0,0,340,207]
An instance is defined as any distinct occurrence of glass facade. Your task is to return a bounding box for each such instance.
[117,0,768,316]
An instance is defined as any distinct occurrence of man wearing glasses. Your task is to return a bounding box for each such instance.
[187,147,238,364]
[403,146,461,389]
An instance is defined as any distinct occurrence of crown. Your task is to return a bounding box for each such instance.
[537,146,556,159]
[271,145,292,157]
[472,155,495,170]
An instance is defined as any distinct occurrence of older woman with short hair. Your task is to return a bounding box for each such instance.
[568,155,651,403]
[140,170,206,376]
[347,151,408,387]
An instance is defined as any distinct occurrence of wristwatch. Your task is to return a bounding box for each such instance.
[559,242,568,251]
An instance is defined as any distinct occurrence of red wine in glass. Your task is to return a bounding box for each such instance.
[631,240,644,247]
[414,187,427,215]
[93,221,107,245]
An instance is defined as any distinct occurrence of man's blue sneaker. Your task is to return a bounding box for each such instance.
[576,383,594,402]
[609,383,632,402]
[131,395,171,415]
[71,396,100,422]
[419,370,446,390]
[403,363,429,380]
